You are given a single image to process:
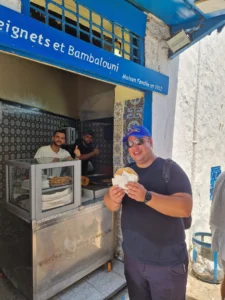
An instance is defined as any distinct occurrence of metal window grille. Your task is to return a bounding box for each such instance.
[29,0,144,65]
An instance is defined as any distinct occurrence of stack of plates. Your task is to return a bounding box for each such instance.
[22,178,50,190]
[42,187,72,210]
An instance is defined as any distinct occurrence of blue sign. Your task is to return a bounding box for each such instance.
[210,166,221,200]
[77,0,147,37]
[0,5,169,94]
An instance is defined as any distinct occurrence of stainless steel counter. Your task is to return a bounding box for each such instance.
[1,198,115,300]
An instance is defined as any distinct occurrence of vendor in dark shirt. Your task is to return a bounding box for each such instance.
[73,130,100,175]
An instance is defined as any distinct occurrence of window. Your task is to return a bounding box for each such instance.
[29,0,144,65]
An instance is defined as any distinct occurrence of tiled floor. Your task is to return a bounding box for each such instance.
[0,260,127,300]
[112,288,129,300]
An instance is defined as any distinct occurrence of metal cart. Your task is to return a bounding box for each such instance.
[1,158,114,300]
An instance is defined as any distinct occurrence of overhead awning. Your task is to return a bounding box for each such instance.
[127,0,225,59]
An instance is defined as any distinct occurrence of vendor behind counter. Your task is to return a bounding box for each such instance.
[71,130,100,176]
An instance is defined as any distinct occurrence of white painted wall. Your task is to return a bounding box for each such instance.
[145,15,179,159]
[146,15,225,248]
[173,28,225,244]
[0,0,21,12]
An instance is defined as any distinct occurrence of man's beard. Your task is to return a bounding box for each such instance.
[53,141,62,147]
[83,140,91,146]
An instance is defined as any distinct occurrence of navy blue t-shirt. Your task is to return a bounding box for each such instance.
[121,157,192,266]
[73,139,93,175]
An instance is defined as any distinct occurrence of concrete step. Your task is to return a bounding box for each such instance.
[0,259,126,300]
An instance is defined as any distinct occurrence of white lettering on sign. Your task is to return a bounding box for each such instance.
[0,20,51,47]
[68,45,119,72]
[0,14,167,93]
[122,73,163,91]
[122,74,137,83]
[0,18,120,73]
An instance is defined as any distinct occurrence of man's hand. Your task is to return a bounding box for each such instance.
[93,146,100,156]
[109,186,125,204]
[127,182,147,202]
[52,158,60,162]
[74,145,81,158]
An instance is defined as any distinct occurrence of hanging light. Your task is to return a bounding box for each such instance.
[166,30,191,53]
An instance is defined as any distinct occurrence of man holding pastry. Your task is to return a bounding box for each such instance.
[104,125,192,300]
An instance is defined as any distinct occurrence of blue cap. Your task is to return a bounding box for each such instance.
[123,125,151,142]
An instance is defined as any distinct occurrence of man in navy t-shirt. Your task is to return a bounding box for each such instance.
[104,125,192,300]
[73,130,100,175]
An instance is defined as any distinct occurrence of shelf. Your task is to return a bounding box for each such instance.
[42,184,72,193]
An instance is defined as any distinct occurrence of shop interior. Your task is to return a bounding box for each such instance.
[1,56,115,210]
[0,51,144,210]
[0,0,145,211]
[0,42,144,300]
[0,0,146,297]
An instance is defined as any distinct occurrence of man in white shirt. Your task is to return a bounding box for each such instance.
[35,130,80,176]
[210,172,225,300]
[35,130,71,160]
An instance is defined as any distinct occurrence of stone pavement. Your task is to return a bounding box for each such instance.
[112,268,222,300]
[0,260,222,300]
[0,259,126,300]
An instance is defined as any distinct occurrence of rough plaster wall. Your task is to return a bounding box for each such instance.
[172,43,199,179]
[0,0,21,12]
[145,15,179,158]
[173,29,225,244]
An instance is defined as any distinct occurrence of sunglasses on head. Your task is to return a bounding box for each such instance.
[126,138,146,148]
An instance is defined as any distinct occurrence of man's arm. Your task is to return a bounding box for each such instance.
[104,186,125,212]
[34,147,42,158]
[66,156,74,160]
[77,146,99,161]
[127,161,193,218]
[62,149,73,161]
[79,151,96,161]
[127,182,192,217]
[146,192,192,217]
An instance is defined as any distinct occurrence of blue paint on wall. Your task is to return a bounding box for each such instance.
[21,0,147,37]
[143,92,152,135]
[127,0,225,26]
[21,0,30,15]
[126,0,197,25]
[210,166,221,200]
[0,5,169,94]
[78,0,147,37]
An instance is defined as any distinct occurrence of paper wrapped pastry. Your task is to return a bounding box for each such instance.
[112,167,138,191]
